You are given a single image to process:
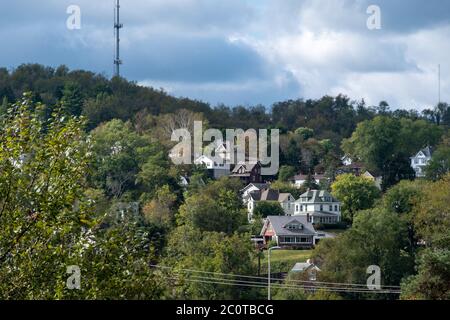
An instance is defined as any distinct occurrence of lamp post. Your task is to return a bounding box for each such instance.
[268,246,281,300]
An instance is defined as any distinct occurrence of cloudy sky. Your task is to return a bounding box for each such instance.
[1,0,449,109]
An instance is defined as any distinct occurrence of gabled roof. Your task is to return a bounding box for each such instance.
[249,189,292,202]
[297,190,339,203]
[262,215,316,236]
[240,183,270,193]
[414,146,433,158]
[278,193,293,202]
[292,262,321,273]
[232,161,260,174]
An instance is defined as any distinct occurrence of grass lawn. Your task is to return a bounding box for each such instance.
[259,249,313,274]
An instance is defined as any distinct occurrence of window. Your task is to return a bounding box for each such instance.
[286,223,302,230]
[335,205,338,211]
[296,205,299,212]
[320,205,323,212]
[300,205,303,212]
[329,205,333,211]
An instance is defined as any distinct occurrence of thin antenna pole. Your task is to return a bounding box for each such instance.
[438,64,441,104]
[114,0,123,77]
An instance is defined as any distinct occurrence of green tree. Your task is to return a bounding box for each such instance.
[342,116,442,189]
[177,178,246,234]
[331,174,381,223]
[0,94,91,298]
[90,119,170,199]
[295,127,314,140]
[313,208,415,299]
[254,201,285,218]
[163,226,259,299]
[425,146,450,181]
[142,185,177,228]
[401,248,450,300]
[60,82,83,116]
[278,165,296,182]
[0,95,165,299]
[400,174,450,300]
[381,180,427,255]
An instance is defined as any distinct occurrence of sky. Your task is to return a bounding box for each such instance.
[1,0,449,110]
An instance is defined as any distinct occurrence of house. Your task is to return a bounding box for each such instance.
[336,162,365,176]
[260,216,317,249]
[240,182,270,204]
[214,140,232,162]
[247,189,295,221]
[194,154,231,179]
[291,259,321,274]
[294,190,341,224]
[230,161,262,184]
[289,173,326,188]
[178,175,206,188]
[362,170,383,190]
[410,146,433,178]
[179,176,190,187]
[341,154,353,166]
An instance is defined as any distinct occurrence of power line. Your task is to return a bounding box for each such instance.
[150,264,401,289]
[150,264,402,293]
[161,274,401,295]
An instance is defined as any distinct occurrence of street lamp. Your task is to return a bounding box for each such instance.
[267,246,281,300]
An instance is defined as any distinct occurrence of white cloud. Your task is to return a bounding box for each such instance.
[1,0,450,108]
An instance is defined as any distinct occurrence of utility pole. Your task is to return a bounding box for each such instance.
[267,246,281,301]
[114,0,123,77]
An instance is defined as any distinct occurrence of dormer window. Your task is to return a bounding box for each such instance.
[285,222,303,230]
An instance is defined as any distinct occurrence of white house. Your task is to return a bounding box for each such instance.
[247,189,295,221]
[194,154,231,179]
[341,154,353,166]
[294,190,341,224]
[241,183,270,204]
[290,174,326,188]
[291,259,321,274]
[410,146,433,178]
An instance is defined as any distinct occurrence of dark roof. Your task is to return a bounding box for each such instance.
[290,174,326,181]
[249,189,292,202]
[231,161,260,174]
[250,189,279,201]
[297,190,339,203]
[342,162,365,169]
[262,216,316,236]
[420,146,433,158]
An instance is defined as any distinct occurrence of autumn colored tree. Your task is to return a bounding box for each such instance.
[331,174,380,223]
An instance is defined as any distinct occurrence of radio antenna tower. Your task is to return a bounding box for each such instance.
[114,0,123,77]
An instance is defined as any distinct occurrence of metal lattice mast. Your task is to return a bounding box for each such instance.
[114,0,123,77]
